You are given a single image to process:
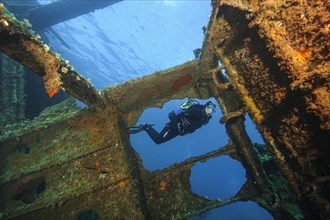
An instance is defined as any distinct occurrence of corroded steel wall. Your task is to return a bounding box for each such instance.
[211,0,329,218]
[0,100,147,219]
[0,53,25,126]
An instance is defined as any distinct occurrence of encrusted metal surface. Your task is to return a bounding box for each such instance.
[0,0,329,219]
[208,0,329,218]
[0,53,25,126]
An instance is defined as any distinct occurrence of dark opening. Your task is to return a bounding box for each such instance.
[16,142,30,154]
[15,177,46,204]
[78,209,100,220]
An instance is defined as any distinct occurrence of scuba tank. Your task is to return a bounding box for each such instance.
[168,99,199,121]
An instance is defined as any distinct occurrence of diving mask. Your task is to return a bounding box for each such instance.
[205,102,216,116]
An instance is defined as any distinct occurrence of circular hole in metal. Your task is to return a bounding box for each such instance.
[190,156,246,200]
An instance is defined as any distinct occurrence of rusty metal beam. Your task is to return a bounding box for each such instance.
[143,144,268,219]
[0,4,105,109]
[198,0,271,196]
[102,61,200,113]
[148,144,237,179]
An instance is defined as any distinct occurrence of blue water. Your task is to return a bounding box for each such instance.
[44,0,209,89]
[189,201,273,220]
[130,98,226,170]
[130,99,272,219]
[190,156,246,200]
[38,0,272,219]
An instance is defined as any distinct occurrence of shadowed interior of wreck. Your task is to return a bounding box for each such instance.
[0,0,329,219]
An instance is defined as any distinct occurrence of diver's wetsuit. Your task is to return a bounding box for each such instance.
[144,104,211,144]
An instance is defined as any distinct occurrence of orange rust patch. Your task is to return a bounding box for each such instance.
[47,89,59,97]
[294,48,311,63]
[124,112,132,122]
[119,181,126,188]
[170,74,193,92]
[159,181,167,191]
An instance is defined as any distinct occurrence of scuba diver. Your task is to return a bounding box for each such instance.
[130,99,216,144]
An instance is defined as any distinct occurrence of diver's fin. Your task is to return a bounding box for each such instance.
[130,123,154,134]
[130,128,143,134]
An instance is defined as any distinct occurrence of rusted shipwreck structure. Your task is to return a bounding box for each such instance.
[0,0,329,219]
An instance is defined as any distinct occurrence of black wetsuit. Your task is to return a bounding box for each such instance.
[144,104,211,144]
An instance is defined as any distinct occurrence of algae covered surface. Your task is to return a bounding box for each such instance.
[0,98,81,142]
[0,0,329,219]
